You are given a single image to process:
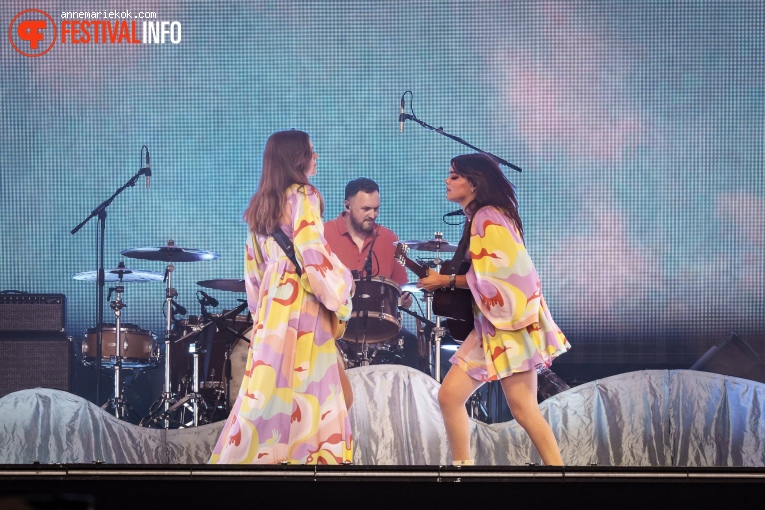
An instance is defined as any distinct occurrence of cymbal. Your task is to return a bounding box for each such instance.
[398,238,457,253]
[73,268,164,283]
[197,278,246,293]
[121,240,220,262]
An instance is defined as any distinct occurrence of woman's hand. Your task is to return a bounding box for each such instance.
[418,268,449,292]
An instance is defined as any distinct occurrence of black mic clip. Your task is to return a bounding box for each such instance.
[170,299,187,316]
[197,290,219,308]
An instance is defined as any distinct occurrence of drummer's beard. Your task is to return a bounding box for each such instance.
[351,215,376,235]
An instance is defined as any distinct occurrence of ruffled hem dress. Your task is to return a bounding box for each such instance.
[209,184,354,464]
[450,206,571,382]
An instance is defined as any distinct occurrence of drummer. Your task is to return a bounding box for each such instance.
[324,178,421,370]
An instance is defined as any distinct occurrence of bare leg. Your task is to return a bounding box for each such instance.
[500,369,563,466]
[438,365,483,462]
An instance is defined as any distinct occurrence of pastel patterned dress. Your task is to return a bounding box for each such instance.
[451,206,571,382]
[209,184,354,464]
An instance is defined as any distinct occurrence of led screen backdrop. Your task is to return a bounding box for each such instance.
[1,0,763,395]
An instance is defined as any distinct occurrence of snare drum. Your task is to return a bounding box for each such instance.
[342,277,402,344]
[82,323,158,369]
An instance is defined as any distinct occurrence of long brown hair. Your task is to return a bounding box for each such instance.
[451,153,524,241]
[242,129,323,235]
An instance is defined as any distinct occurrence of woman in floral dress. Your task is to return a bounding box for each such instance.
[210,129,354,464]
[418,153,571,466]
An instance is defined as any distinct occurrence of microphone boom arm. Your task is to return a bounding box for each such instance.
[399,108,522,173]
[71,169,144,235]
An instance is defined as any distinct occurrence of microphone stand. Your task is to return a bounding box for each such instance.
[399,306,436,330]
[197,301,251,345]
[399,93,522,173]
[70,156,151,407]
[359,229,378,366]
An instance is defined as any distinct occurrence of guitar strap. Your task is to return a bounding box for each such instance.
[448,216,473,273]
[270,230,347,340]
[271,229,302,277]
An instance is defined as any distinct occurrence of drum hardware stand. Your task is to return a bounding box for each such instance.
[140,261,182,428]
[140,302,203,429]
[101,282,131,419]
[399,306,436,373]
[142,301,251,427]
[355,241,379,367]
[349,279,373,367]
[142,391,205,429]
[394,293,409,355]
[468,391,490,423]
[159,262,178,428]
[176,324,208,427]
[356,310,372,367]
[425,251,448,382]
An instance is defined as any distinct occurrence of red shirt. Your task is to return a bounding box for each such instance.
[324,211,408,285]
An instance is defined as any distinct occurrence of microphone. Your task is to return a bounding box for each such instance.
[399,96,405,133]
[363,227,379,279]
[363,250,373,279]
[143,148,151,189]
[444,209,465,217]
[198,290,219,308]
[171,300,187,316]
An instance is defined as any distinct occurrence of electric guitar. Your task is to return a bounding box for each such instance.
[394,242,474,341]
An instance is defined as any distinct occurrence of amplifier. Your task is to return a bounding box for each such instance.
[0,293,66,333]
[0,333,73,398]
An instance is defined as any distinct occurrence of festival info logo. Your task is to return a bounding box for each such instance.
[9,9,57,57]
[9,10,181,56]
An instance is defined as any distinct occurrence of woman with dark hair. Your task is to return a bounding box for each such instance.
[418,153,570,466]
[210,130,355,464]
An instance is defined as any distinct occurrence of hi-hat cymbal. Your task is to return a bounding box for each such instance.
[398,238,457,253]
[73,268,164,283]
[197,278,246,293]
[121,240,220,262]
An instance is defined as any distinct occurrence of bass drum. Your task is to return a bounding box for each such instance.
[342,277,402,344]
[173,312,252,391]
[226,326,251,407]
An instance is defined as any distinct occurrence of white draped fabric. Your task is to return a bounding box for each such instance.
[0,366,763,466]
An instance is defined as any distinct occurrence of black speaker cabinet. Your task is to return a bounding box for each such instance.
[0,333,73,398]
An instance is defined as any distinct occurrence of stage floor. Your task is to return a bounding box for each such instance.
[2,464,765,508]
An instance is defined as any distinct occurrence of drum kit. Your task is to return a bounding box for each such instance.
[392,232,460,382]
[335,231,461,381]
[71,232,467,427]
[72,240,251,428]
